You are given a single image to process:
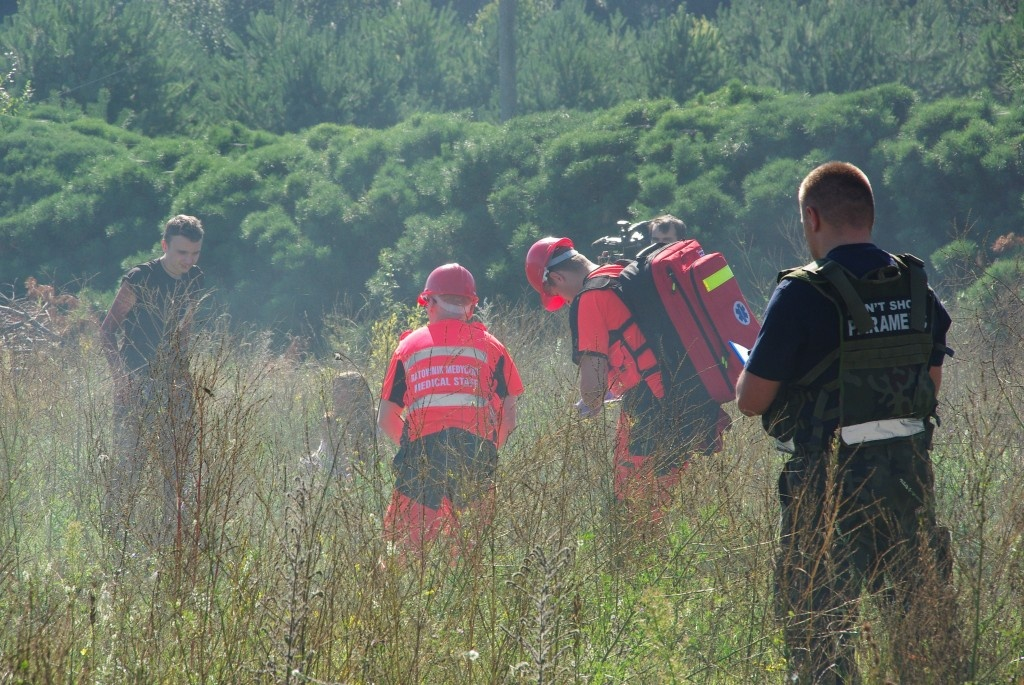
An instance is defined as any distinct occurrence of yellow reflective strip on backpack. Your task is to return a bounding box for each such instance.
[702,265,733,292]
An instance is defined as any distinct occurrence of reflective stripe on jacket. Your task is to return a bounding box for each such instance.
[382,319,523,443]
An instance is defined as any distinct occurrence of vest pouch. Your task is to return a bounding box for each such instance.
[762,395,798,443]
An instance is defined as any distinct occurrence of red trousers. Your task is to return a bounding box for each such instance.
[384,428,498,561]
[613,410,686,524]
[383,489,495,561]
[611,385,728,525]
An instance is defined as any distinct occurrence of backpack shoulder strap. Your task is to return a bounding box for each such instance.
[776,257,828,283]
[814,260,875,335]
[568,267,629,366]
[578,274,617,295]
[892,253,929,331]
[576,261,628,297]
[782,259,875,335]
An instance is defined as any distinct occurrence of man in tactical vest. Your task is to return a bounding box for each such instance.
[736,162,962,683]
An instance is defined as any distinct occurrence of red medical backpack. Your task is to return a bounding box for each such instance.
[608,240,761,404]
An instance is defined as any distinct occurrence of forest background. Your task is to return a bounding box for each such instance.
[1,0,1022,337]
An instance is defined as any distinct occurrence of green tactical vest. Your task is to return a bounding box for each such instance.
[763,253,941,449]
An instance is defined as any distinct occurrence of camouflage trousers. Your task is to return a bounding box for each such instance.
[775,433,961,684]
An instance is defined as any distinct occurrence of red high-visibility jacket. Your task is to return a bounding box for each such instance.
[382,319,523,443]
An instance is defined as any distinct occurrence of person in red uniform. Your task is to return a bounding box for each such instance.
[378,263,523,561]
[524,238,725,527]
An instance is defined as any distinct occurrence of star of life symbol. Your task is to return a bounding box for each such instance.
[733,301,751,326]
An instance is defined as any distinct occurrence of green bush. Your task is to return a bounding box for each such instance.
[516,0,641,113]
[878,97,1024,263]
[3,86,1024,335]
[931,239,982,292]
[540,126,640,236]
[639,9,729,103]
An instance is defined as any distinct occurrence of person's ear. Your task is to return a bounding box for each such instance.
[803,205,821,232]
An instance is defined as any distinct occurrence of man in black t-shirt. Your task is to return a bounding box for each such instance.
[100,215,206,547]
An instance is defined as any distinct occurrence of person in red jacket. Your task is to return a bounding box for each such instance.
[524,237,725,531]
[378,263,523,562]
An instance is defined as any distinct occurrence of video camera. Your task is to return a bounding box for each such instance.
[592,219,650,264]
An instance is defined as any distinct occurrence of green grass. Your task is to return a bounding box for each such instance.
[0,298,1022,684]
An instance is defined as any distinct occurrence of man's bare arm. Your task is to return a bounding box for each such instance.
[735,369,782,417]
[579,355,609,412]
[496,395,518,448]
[930,366,942,396]
[376,399,406,446]
[99,282,135,372]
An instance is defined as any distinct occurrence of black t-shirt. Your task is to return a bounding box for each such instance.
[119,259,205,375]
[745,243,951,447]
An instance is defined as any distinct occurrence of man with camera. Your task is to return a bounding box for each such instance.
[591,214,686,265]
[647,214,685,245]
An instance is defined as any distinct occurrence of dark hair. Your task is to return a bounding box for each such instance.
[648,214,687,239]
[163,214,205,242]
[799,162,874,229]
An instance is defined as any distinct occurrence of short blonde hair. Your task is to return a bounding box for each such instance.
[331,370,371,410]
[799,162,874,229]
[432,293,475,306]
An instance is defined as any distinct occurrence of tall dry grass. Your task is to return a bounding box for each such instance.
[0,292,1020,683]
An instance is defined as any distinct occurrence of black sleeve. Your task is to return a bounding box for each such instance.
[494,355,508,398]
[386,359,407,405]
